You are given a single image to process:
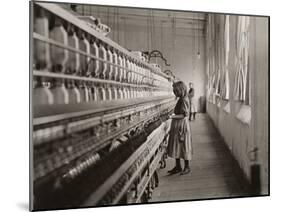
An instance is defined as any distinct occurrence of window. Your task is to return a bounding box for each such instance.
[221,15,230,100]
[234,16,250,104]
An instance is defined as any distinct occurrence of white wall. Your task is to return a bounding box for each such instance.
[114,24,206,111]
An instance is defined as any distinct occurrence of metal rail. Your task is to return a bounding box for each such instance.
[33,96,175,125]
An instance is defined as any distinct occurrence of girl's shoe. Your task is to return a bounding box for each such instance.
[180,167,191,175]
[167,166,182,174]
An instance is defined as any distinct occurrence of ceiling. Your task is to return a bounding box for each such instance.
[60,3,206,32]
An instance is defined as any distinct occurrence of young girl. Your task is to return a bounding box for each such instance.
[188,82,197,121]
[167,81,193,175]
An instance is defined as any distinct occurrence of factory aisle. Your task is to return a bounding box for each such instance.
[151,114,251,202]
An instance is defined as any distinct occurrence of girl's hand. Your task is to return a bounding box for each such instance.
[168,114,173,119]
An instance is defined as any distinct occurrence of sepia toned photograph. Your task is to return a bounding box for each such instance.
[30,1,269,211]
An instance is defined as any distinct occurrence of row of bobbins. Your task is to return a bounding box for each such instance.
[33,6,172,106]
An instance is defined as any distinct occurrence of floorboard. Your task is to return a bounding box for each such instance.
[150,113,251,203]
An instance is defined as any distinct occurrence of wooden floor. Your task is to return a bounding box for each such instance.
[150,113,251,202]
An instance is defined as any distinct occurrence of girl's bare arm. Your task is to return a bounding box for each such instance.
[170,114,185,119]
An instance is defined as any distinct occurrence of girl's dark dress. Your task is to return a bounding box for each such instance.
[167,97,193,160]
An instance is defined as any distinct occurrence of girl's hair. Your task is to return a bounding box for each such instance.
[173,81,187,98]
